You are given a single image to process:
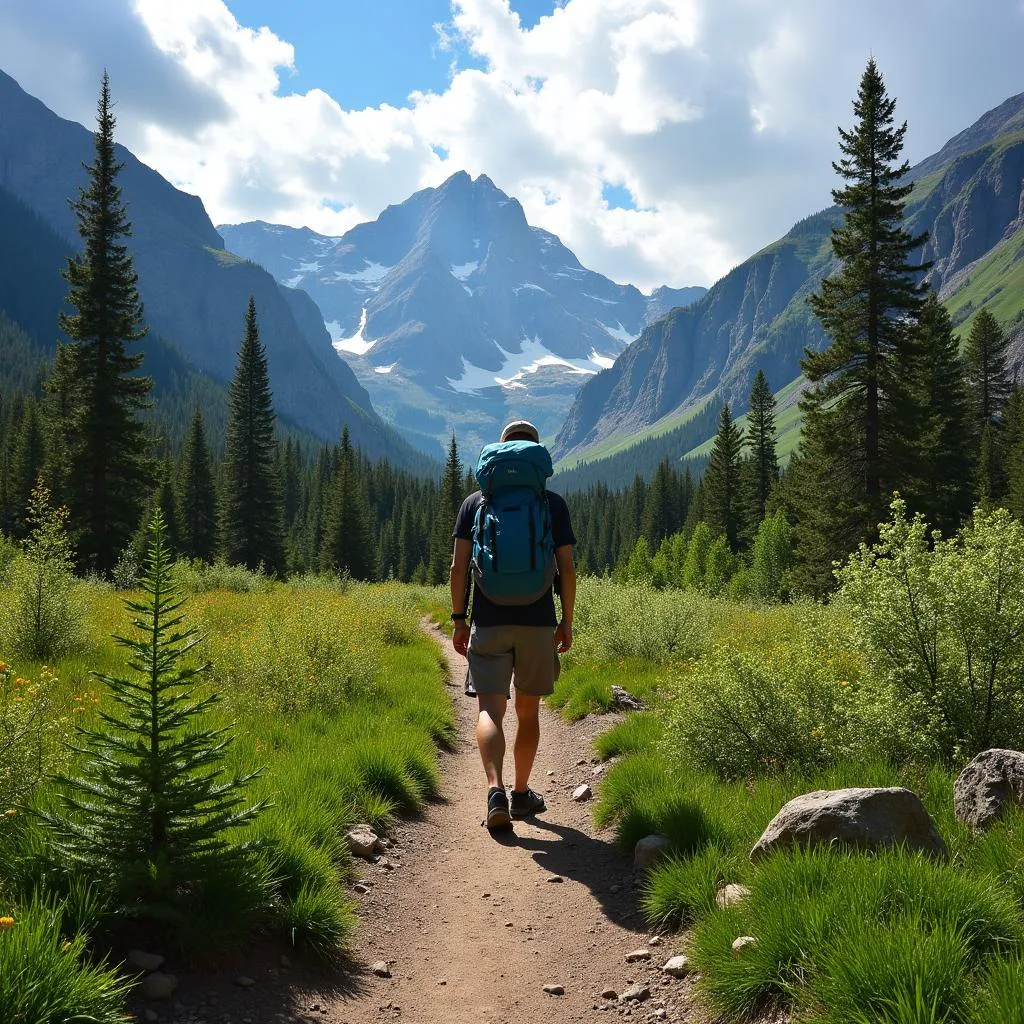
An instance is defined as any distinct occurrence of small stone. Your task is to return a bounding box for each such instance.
[140,973,177,1000]
[543,984,565,995]
[481,892,491,898]
[144,1011,159,1023]
[601,988,618,1000]
[345,824,382,860]
[633,835,671,874]
[573,784,593,802]
[592,765,604,776]
[625,948,651,962]
[372,961,392,978]
[661,955,691,978]
[732,936,757,954]
[648,935,663,947]
[437,978,447,986]
[547,875,565,883]
[716,883,751,908]
[354,883,370,894]
[505,920,514,927]
[547,770,555,776]
[620,984,650,1003]
[653,1010,667,1020]
[235,975,255,987]
[128,949,165,972]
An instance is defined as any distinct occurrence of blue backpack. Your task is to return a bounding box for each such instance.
[471,440,555,605]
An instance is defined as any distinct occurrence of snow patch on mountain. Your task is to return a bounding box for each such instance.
[446,336,604,395]
[330,260,392,285]
[331,308,375,355]
[601,321,637,346]
[374,363,396,374]
[451,261,478,280]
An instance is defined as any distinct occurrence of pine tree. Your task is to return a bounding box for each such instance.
[740,370,778,542]
[48,511,261,913]
[1003,387,1024,520]
[798,58,929,544]
[8,397,46,538]
[178,408,218,562]
[50,73,153,571]
[901,293,973,533]
[429,434,464,584]
[702,404,744,550]
[965,308,1012,428]
[220,298,286,575]
[641,459,680,549]
[321,426,373,578]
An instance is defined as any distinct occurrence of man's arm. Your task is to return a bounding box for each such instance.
[450,538,472,657]
[554,544,575,653]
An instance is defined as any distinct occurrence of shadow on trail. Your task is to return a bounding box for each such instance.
[490,817,647,931]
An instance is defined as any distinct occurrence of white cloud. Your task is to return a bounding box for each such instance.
[1,0,1022,290]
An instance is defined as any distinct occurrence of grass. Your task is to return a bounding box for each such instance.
[564,580,1024,1023]
[0,578,454,1015]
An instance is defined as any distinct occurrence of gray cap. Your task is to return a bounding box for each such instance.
[499,419,540,443]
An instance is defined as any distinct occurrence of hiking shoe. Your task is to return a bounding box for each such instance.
[510,787,546,819]
[486,787,511,829]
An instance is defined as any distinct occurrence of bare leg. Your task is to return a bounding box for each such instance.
[512,692,541,792]
[476,693,508,790]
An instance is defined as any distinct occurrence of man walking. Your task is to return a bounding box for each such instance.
[450,420,576,829]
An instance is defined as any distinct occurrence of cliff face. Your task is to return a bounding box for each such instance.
[554,93,1024,463]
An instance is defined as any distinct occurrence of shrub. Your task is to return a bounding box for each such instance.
[0,663,59,810]
[4,481,82,661]
[0,893,130,1024]
[838,499,1024,762]
[173,557,275,594]
[666,604,869,778]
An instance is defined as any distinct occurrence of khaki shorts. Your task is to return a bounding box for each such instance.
[466,624,561,698]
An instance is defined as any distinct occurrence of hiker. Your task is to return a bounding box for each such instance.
[449,419,577,830]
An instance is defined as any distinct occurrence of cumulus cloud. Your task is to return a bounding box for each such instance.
[1,0,1021,290]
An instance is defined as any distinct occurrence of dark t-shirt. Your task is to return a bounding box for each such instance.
[453,489,576,627]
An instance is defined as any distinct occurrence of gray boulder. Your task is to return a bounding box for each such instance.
[954,748,1024,829]
[750,787,947,861]
[634,834,672,873]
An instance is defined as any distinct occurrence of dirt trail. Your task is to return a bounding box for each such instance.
[149,622,697,1023]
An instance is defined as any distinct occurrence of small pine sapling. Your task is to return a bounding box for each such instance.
[49,510,263,921]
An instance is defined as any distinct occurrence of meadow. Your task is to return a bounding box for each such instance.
[0,558,451,1024]
[551,509,1024,1024]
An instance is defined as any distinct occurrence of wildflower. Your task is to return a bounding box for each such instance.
[837,680,849,687]
[0,917,14,930]
[3,809,16,816]
[0,662,8,672]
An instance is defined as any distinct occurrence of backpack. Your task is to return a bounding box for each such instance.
[471,440,555,605]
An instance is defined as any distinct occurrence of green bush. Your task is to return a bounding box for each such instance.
[0,893,130,1024]
[838,499,1024,762]
[666,604,870,778]
[0,663,60,810]
[4,481,82,662]
[173,557,275,594]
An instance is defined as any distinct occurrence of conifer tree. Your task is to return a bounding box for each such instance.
[429,434,464,584]
[740,370,778,542]
[796,58,928,578]
[702,404,744,550]
[901,293,973,532]
[641,459,680,549]
[220,298,286,574]
[9,397,46,538]
[49,511,261,913]
[1003,387,1024,520]
[321,426,373,579]
[50,73,153,571]
[965,308,1012,428]
[178,408,218,562]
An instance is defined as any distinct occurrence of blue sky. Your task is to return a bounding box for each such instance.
[223,0,558,107]
[1,1,1022,290]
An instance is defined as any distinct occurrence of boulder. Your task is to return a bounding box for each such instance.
[127,949,165,972]
[346,825,383,860]
[953,749,1024,829]
[715,883,750,908]
[633,834,672,874]
[750,787,947,861]
[611,686,645,711]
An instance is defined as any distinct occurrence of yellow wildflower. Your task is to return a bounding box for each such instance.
[0,917,14,930]
[4,809,16,816]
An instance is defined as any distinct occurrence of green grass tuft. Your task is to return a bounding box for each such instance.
[593,712,663,760]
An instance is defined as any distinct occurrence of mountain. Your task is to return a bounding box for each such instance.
[220,173,705,454]
[553,92,1024,464]
[0,70,430,469]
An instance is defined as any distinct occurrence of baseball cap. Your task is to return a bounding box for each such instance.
[499,419,540,443]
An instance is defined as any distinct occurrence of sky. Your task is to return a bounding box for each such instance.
[1,1,1023,292]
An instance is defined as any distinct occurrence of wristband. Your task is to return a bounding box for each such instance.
[451,612,467,622]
